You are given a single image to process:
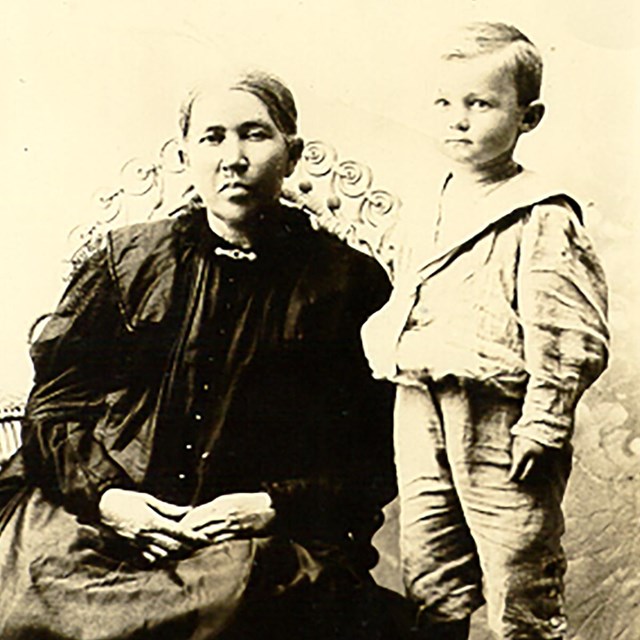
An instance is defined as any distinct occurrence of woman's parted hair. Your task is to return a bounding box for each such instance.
[439,22,543,106]
[178,69,299,141]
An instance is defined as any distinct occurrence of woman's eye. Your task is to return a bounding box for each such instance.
[245,129,269,141]
[434,98,450,108]
[199,133,224,145]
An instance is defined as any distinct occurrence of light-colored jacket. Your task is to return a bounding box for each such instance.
[362,170,609,448]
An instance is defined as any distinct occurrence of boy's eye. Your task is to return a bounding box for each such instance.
[469,99,492,111]
[434,98,450,108]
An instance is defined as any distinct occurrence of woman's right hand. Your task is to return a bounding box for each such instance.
[98,488,208,563]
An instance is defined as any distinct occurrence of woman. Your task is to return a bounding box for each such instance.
[0,70,399,639]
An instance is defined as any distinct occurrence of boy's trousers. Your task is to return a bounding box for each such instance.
[394,379,572,639]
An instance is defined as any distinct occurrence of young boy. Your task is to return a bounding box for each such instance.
[362,22,609,640]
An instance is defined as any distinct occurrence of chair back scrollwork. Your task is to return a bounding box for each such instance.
[284,141,400,271]
[66,139,400,278]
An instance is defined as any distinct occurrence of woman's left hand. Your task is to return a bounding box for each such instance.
[179,492,276,543]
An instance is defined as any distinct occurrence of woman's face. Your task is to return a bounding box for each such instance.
[182,88,295,227]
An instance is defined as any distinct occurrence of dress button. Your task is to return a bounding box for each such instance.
[201,452,210,460]
[185,443,193,450]
[178,473,186,480]
[194,413,202,421]
[202,383,210,391]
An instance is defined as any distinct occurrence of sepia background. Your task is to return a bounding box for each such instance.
[1,1,638,637]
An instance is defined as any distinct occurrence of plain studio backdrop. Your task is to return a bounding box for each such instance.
[1,1,639,639]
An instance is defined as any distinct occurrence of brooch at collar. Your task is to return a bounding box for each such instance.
[213,246,258,261]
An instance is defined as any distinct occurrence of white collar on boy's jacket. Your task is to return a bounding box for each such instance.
[393,168,582,289]
[361,169,584,382]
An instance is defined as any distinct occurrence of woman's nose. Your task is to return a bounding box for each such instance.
[219,138,249,172]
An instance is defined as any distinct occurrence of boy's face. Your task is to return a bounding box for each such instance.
[428,53,528,169]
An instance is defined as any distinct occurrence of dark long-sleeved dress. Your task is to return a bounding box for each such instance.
[0,202,398,640]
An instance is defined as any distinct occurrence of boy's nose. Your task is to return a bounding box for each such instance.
[449,116,470,132]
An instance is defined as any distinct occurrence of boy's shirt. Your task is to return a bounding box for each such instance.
[366,169,609,449]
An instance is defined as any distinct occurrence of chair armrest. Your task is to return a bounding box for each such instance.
[0,394,24,466]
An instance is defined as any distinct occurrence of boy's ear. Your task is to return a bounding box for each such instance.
[520,102,545,133]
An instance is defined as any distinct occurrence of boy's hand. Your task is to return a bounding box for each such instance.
[361,284,418,380]
[509,435,546,482]
[361,308,398,379]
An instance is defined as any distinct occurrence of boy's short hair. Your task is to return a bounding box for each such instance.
[439,22,543,106]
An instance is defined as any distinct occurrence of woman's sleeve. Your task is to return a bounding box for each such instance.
[512,198,609,448]
[264,260,396,565]
[22,249,134,520]
[263,368,395,569]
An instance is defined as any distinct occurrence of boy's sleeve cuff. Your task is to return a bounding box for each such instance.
[510,420,571,449]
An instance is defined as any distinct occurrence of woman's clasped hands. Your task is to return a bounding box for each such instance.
[99,488,275,565]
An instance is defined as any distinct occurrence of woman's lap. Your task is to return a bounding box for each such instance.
[0,488,408,640]
[0,488,254,639]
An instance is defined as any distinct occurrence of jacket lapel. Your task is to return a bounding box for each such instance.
[398,170,578,286]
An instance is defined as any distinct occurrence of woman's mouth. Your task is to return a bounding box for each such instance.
[219,182,251,196]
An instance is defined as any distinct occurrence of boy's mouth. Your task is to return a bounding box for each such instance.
[445,138,472,145]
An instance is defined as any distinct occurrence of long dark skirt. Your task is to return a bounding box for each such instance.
[0,488,406,640]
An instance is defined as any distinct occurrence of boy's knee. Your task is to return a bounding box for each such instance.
[485,554,568,639]
[407,581,483,630]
